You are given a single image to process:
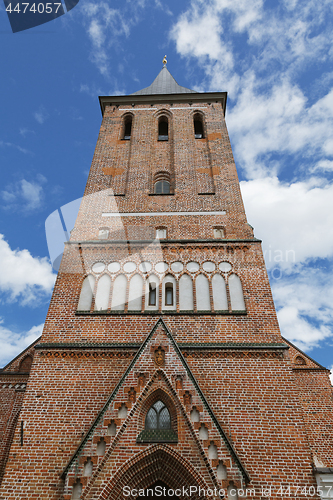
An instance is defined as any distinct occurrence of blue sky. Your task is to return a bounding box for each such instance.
[0,0,332,380]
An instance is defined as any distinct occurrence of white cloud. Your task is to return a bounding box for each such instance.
[240,176,333,266]
[1,177,46,212]
[227,81,333,178]
[0,234,55,305]
[19,128,35,138]
[330,366,333,385]
[81,2,131,77]
[271,268,333,352]
[34,105,49,124]
[0,140,32,155]
[0,320,43,368]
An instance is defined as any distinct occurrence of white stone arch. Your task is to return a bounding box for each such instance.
[162,274,176,311]
[94,274,111,311]
[111,274,127,311]
[77,274,95,311]
[212,273,228,311]
[145,274,159,311]
[195,274,211,311]
[179,274,194,311]
[228,273,246,311]
[128,274,144,311]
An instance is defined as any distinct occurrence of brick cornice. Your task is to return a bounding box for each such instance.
[99,91,228,116]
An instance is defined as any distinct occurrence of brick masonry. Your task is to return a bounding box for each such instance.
[0,71,332,500]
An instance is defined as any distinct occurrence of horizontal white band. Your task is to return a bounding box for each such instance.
[102,211,226,217]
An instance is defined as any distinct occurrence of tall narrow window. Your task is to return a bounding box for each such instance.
[149,283,157,306]
[158,117,168,140]
[165,284,173,306]
[194,114,204,139]
[123,116,132,140]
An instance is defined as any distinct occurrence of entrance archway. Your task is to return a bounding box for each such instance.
[99,445,210,500]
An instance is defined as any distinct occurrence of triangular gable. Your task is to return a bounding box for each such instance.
[62,318,249,498]
[282,337,328,370]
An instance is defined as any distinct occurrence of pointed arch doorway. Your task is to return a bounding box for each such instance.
[100,445,209,500]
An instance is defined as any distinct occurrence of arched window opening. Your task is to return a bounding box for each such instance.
[154,172,171,195]
[213,227,225,239]
[194,114,204,139]
[295,356,306,365]
[165,284,173,306]
[162,275,176,310]
[146,275,159,311]
[156,228,167,239]
[19,355,32,373]
[145,401,171,430]
[123,116,132,140]
[149,283,157,306]
[154,180,170,194]
[158,117,169,141]
[137,397,177,443]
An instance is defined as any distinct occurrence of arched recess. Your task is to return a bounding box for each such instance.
[212,274,228,311]
[195,274,211,311]
[111,274,127,311]
[228,274,246,311]
[99,445,210,500]
[77,275,95,311]
[19,355,33,373]
[127,274,143,311]
[94,274,111,311]
[137,388,178,443]
[179,274,194,311]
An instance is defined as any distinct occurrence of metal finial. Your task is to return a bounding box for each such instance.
[163,55,167,66]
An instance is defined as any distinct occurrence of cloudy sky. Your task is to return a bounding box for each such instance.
[0,0,332,380]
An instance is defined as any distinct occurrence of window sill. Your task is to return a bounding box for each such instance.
[137,429,178,443]
[149,193,174,196]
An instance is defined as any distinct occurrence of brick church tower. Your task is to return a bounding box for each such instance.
[1,62,333,500]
